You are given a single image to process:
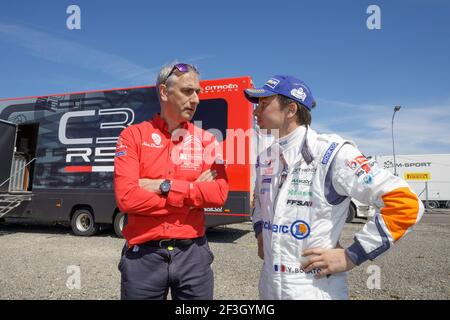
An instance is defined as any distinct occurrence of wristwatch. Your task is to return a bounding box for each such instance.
[159,179,171,196]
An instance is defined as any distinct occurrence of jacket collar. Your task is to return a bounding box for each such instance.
[152,113,189,135]
[274,125,316,166]
[277,125,307,153]
[301,128,314,165]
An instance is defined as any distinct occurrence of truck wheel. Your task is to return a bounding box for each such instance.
[346,204,356,223]
[425,201,439,210]
[113,212,125,238]
[71,208,98,236]
[445,201,450,209]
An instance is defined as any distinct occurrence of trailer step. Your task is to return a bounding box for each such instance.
[8,191,33,195]
[0,194,33,218]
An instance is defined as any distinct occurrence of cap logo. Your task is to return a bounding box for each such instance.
[248,89,265,93]
[266,78,280,89]
[290,87,307,102]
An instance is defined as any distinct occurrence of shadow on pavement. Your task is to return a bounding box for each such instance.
[0,219,117,238]
[0,219,252,241]
[425,209,450,214]
[349,218,367,225]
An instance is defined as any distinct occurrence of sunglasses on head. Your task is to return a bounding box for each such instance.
[165,63,197,83]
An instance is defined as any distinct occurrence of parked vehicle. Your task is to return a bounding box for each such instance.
[375,154,450,209]
[0,77,255,236]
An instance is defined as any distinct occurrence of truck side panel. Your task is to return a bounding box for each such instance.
[0,77,254,227]
[376,154,450,204]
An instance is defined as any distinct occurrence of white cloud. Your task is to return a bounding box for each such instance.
[315,98,450,156]
[0,22,213,93]
[0,23,158,86]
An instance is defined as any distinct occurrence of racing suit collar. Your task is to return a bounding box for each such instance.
[276,125,307,153]
[152,113,189,135]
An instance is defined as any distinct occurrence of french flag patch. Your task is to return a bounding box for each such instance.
[274,264,286,272]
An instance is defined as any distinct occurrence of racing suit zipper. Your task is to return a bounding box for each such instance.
[273,155,289,217]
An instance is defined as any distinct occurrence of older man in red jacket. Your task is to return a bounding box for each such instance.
[114,62,229,300]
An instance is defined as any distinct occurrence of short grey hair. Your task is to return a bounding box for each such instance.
[156,61,200,89]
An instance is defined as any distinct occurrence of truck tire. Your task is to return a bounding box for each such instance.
[425,201,439,210]
[113,212,125,238]
[71,208,99,236]
[445,201,450,209]
[346,204,356,223]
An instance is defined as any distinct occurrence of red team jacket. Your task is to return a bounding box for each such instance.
[114,114,229,245]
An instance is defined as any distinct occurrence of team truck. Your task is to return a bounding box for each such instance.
[0,77,256,237]
[375,154,450,209]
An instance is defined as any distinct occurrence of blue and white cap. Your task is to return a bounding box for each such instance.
[244,75,316,111]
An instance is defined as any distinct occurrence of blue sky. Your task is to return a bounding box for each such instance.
[1,0,449,156]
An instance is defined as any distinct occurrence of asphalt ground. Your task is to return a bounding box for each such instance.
[0,213,449,300]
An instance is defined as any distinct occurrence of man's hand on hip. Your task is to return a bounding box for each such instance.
[301,248,356,279]
[257,233,264,260]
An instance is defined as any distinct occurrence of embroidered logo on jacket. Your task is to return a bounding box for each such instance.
[178,135,203,171]
[152,133,162,146]
[262,178,272,184]
[286,200,313,207]
[115,151,127,157]
[321,142,338,165]
[259,159,272,168]
[274,264,321,274]
[263,220,311,240]
[290,220,311,240]
[346,155,371,173]
[290,179,312,186]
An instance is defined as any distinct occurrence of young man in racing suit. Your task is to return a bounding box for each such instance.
[245,75,424,299]
[114,63,228,299]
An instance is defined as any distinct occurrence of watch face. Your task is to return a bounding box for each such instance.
[161,181,170,192]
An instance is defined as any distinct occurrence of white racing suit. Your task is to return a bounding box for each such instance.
[252,125,424,299]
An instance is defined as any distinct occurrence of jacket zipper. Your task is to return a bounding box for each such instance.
[272,155,289,218]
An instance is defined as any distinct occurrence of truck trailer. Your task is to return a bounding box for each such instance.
[375,153,450,209]
[0,77,256,237]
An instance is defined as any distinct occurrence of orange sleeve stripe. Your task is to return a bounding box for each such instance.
[381,187,420,241]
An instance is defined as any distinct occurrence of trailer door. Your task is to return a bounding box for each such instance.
[0,120,17,192]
